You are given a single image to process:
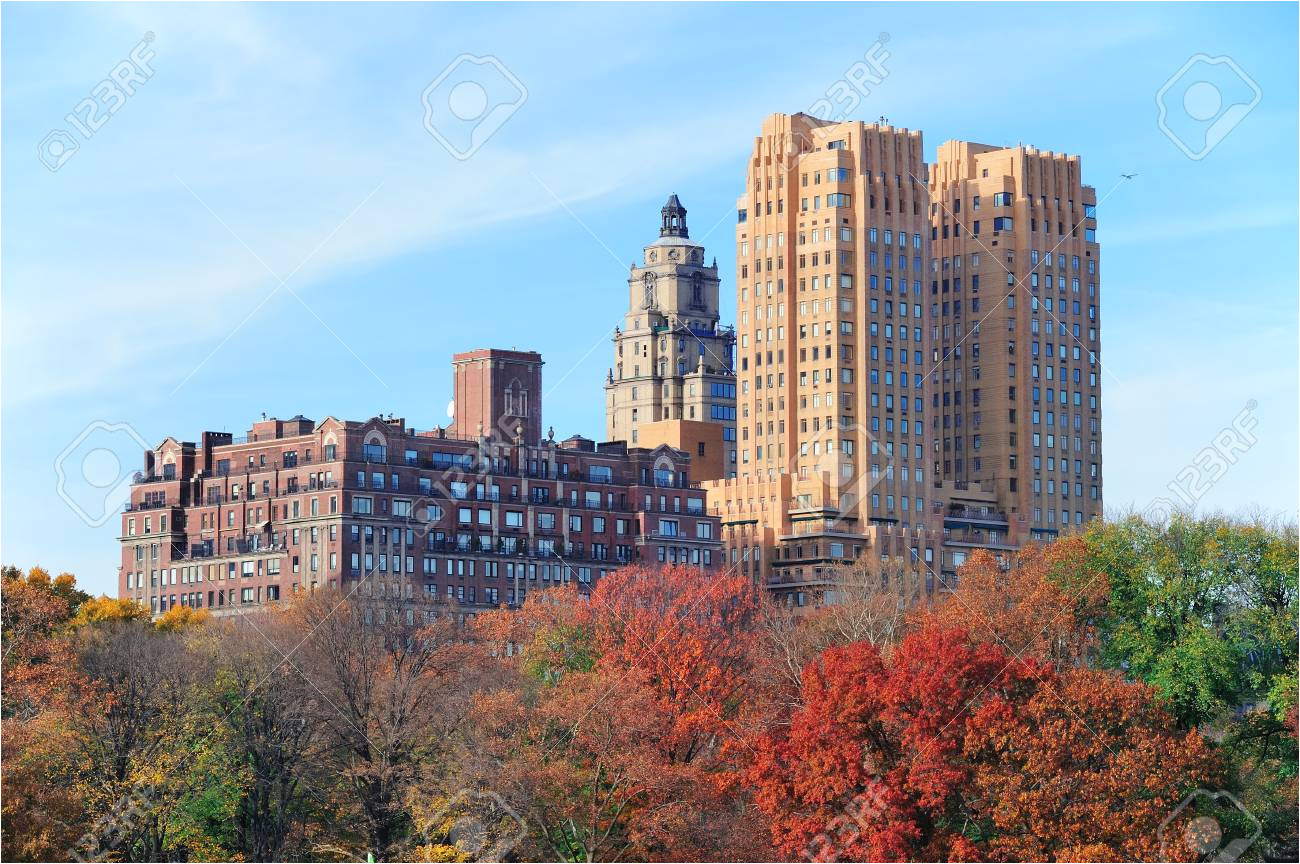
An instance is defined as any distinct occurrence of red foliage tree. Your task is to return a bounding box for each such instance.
[471,565,773,861]
[586,564,766,765]
[749,626,1218,862]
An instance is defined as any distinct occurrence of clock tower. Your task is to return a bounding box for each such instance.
[605,195,736,480]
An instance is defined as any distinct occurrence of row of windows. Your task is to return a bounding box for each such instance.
[362,556,597,584]
[140,585,284,614]
[936,193,1091,216]
[932,251,1095,275]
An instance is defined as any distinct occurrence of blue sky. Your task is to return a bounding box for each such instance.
[3,1,1297,596]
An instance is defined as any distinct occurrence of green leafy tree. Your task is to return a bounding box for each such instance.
[1085,513,1298,728]
[1085,513,1299,859]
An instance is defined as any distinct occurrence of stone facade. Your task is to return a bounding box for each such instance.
[605,196,737,479]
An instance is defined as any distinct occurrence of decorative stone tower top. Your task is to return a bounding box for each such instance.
[660,194,688,238]
[605,195,737,479]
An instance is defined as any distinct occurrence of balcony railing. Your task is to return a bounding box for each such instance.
[943,506,1009,524]
[124,498,173,512]
[942,528,1013,547]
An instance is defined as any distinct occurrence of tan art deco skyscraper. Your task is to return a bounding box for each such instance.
[927,142,1103,544]
[704,113,943,601]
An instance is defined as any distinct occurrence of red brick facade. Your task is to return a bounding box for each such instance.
[119,351,721,618]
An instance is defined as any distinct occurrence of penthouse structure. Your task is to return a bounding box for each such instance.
[119,349,721,617]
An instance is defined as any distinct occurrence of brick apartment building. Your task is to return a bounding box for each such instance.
[119,349,721,617]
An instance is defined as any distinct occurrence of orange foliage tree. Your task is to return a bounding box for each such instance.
[964,665,1219,861]
[1,567,93,861]
[926,537,1108,664]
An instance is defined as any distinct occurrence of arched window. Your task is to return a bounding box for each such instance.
[692,272,704,305]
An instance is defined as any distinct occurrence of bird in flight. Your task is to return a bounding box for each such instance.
[1121,172,1139,179]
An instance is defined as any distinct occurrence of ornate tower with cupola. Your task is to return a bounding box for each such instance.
[605,195,737,480]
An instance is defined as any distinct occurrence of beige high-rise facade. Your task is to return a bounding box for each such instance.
[605,196,737,480]
[928,142,1102,543]
[704,113,943,603]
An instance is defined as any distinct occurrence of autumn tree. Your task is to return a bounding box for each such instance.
[1,567,91,860]
[758,560,912,702]
[70,594,152,627]
[749,625,1218,862]
[2,567,87,721]
[470,566,773,861]
[585,564,773,859]
[586,564,766,765]
[63,614,204,861]
[474,665,708,862]
[194,611,319,861]
[293,588,475,861]
[926,536,1108,665]
[963,666,1218,860]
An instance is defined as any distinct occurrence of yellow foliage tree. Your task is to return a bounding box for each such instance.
[70,595,150,627]
[153,605,210,632]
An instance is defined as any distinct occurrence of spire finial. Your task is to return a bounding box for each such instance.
[660,194,688,238]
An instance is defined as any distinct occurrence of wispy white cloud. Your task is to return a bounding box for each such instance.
[1107,201,1297,247]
